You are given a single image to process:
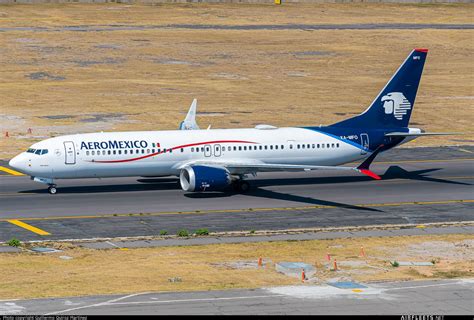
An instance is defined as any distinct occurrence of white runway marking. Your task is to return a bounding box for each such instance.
[45,292,150,315]
[0,302,26,314]
[108,294,287,306]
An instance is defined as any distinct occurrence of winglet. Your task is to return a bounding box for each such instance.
[356,144,384,180]
[179,99,200,130]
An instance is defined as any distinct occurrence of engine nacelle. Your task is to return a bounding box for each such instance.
[179,165,231,192]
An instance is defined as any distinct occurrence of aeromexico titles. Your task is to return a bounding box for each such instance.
[9,49,455,194]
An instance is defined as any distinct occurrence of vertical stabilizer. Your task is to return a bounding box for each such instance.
[331,49,428,129]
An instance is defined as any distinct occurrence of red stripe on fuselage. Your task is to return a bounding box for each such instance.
[90,140,257,164]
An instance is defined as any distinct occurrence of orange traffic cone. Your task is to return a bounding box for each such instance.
[258,257,263,268]
[333,259,338,271]
[301,269,306,282]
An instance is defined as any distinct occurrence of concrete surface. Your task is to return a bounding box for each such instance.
[0,146,472,242]
[1,279,472,315]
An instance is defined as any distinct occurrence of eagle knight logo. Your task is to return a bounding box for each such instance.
[381,92,412,120]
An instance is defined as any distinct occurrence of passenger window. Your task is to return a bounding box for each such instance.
[281,145,284,149]
[152,143,156,148]
[332,143,335,148]
[322,144,324,149]
[92,151,95,156]
[181,148,184,153]
[169,148,172,153]
[124,150,128,154]
[108,150,111,155]
[191,147,194,152]
[275,145,278,150]
[157,149,161,153]
[142,149,145,154]
[130,150,133,154]
[290,145,293,149]
[270,145,273,150]
[337,143,340,148]
[317,144,320,148]
[307,144,310,149]
[264,145,267,150]
[222,146,226,152]
[102,150,106,155]
[243,146,247,151]
[259,146,263,150]
[297,145,300,149]
[147,149,150,153]
[327,144,330,148]
[233,146,237,151]
[86,151,90,156]
[302,144,305,149]
[238,146,242,151]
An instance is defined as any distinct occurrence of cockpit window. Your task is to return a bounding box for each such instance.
[27,148,49,155]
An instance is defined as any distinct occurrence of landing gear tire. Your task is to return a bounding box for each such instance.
[48,186,57,194]
[233,180,250,193]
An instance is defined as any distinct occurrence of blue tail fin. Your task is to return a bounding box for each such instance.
[331,49,428,129]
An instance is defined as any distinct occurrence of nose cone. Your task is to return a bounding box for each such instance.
[9,153,28,174]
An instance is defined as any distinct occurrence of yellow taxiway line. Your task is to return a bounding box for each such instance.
[0,166,24,176]
[7,219,51,236]
[1,199,473,223]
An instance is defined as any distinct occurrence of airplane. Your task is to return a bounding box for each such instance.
[9,48,455,194]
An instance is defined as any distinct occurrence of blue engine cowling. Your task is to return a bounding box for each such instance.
[179,165,231,192]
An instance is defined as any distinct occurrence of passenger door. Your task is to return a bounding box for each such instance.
[64,141,76,164]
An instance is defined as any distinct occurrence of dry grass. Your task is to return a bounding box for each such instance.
[0,3,473,158]
[0,233,472,300]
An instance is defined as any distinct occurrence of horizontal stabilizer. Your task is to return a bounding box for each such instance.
[384,132,460,137]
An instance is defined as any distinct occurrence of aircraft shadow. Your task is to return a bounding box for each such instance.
[20,179,181,194]
[253,166,471,188]
[185,187,382,212]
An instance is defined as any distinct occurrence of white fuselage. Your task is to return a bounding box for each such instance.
[9,127,374,180]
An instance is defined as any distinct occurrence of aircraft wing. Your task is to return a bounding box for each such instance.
[179,99,200,130]
[176,145,386,180]
[177,159,378,180]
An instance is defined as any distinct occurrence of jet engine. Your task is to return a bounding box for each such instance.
[179,165,231,192]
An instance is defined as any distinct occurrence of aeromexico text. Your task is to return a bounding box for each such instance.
[81,140,149,150]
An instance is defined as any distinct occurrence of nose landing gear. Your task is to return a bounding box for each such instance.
[32,176,57,194]
[47,185,57,194]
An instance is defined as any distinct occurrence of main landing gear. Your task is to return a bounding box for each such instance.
[232,179,250,193]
